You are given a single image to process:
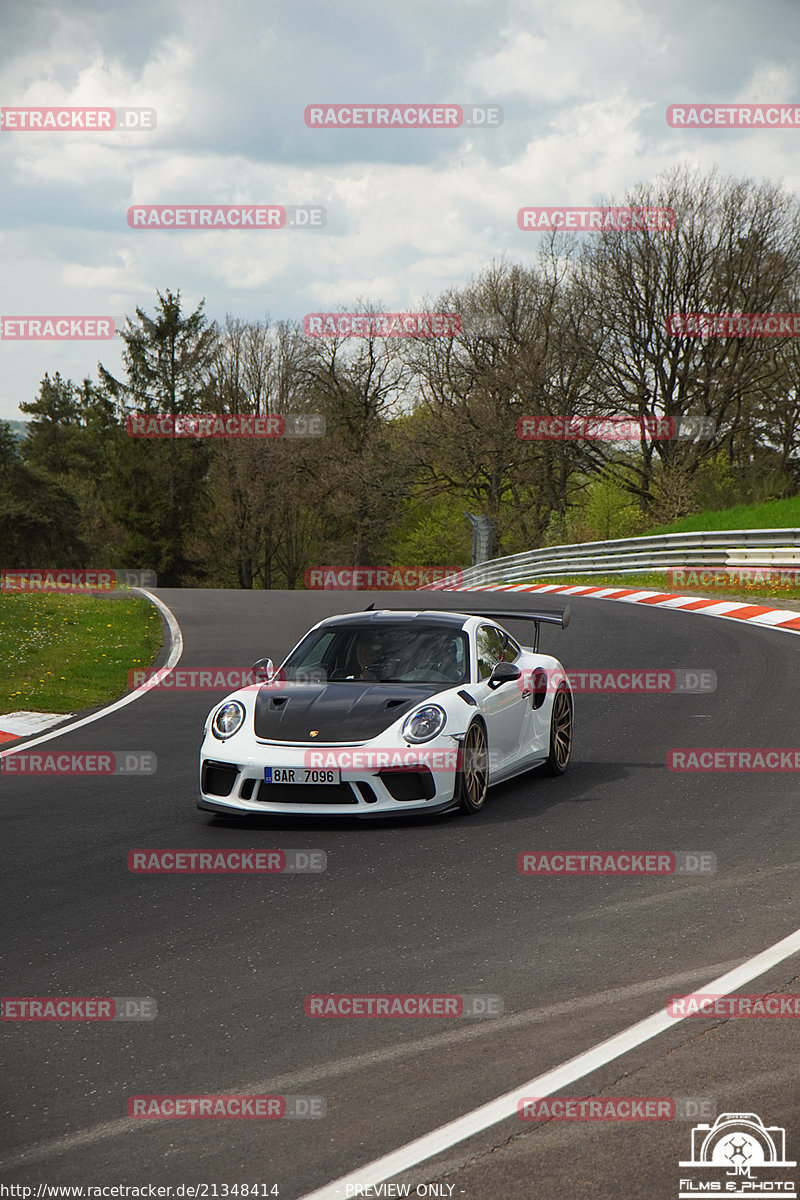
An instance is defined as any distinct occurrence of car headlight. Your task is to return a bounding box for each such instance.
[403,704,446,743]
[211,700,245,739]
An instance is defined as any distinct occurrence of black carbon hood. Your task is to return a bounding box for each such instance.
[253,682,440,743]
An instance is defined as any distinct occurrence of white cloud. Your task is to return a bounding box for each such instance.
[468,32,584,103]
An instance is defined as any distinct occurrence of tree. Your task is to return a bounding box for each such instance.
[98,290,217,584]
[0,421,89,566]
[191,318,328,587]
[573,165,800,515]
[301,319,415,568]
[20,373,118,479]
[398,259,594,555]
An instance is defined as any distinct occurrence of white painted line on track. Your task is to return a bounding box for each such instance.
[0,590,182,759]
[297,924,800,1200]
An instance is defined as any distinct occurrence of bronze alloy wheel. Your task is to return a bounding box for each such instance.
[541,684,573,776]
[457,720,489,814]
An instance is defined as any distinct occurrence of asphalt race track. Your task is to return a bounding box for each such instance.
[2,588,799,1199]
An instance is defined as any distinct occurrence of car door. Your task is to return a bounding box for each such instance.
[472,624,533,777]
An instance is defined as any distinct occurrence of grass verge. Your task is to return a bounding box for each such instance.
[647,495,800,535]
[0,592,163,714]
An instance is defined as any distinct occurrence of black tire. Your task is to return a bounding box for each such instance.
[456,720,489,814]
[540,684,573,776]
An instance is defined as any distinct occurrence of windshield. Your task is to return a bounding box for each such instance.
[280,623,470,685]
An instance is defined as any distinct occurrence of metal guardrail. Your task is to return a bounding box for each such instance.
[420,528,800,588]
[727,548,800,564]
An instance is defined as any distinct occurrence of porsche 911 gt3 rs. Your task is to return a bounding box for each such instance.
[198,606,574,819]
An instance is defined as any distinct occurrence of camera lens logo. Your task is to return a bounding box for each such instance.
[679,1112,796,1198]
[724,1136,751,1167]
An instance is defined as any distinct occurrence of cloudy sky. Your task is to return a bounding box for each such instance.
[1,0,798,422]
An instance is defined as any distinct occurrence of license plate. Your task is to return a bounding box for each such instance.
[264,767,341,785]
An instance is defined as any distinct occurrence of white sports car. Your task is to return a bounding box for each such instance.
[198,606,574,819]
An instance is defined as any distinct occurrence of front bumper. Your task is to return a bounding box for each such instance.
[198,741,460,817]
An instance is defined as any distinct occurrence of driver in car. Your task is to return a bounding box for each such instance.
[352,633,381,680]
[428,634,463,683]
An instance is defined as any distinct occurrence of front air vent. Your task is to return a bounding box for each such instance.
[378,767,435,802]
[354,781,378,804]
[202,760,238,797]
[255,782,359,805]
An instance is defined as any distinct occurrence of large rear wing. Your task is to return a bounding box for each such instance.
[466,606,572,653]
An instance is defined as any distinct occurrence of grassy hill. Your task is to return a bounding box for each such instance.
[647,495,800,536]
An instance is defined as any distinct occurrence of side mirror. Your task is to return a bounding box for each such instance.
[488,660,521,690]
[251,657,274,682]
